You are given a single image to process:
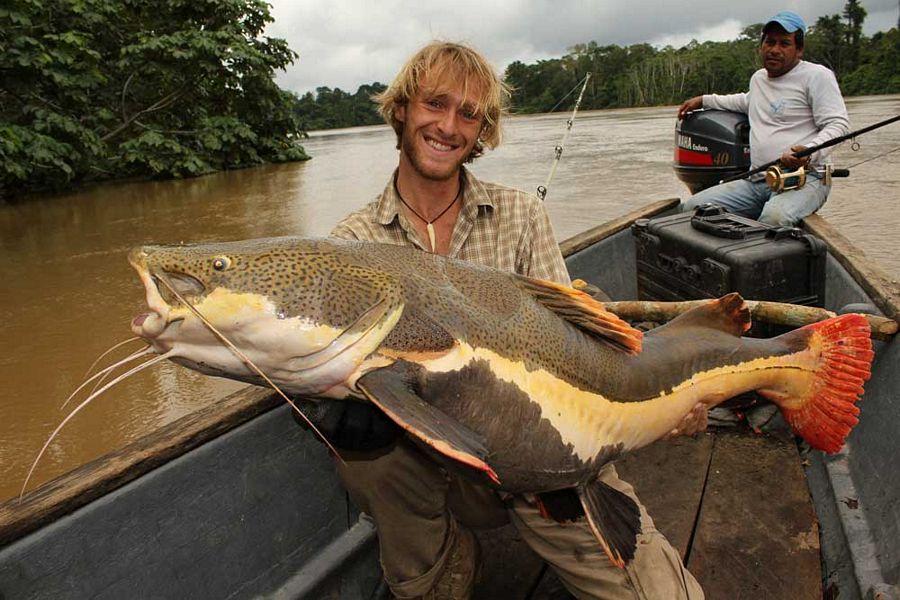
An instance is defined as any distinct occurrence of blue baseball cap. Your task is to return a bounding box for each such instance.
[766,11,807,34]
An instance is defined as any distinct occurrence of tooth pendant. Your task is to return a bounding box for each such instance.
[426,223,436,252]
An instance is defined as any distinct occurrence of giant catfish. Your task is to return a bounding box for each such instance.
[126,237,873,566]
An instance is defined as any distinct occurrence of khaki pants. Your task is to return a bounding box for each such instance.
[336,439,704,599]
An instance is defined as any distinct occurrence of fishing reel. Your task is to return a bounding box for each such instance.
[765,165,806,192]
[765,165,850,192]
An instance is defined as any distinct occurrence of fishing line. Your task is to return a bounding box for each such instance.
[545,74,590,115]
[844,145,900,170]
[154,274,346,465]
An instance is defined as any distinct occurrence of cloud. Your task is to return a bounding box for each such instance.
[649,18,746,49]
[266,0,900,95]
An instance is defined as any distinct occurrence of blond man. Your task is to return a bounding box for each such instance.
[310,41,704,599]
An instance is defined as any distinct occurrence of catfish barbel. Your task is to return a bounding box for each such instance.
[39,237,876,567]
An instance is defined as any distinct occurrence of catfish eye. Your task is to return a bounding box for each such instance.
[212,256,231,271]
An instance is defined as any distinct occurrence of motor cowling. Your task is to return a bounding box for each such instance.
[673,109,750,193]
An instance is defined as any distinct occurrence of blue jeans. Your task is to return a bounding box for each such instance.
[680,175,830,227]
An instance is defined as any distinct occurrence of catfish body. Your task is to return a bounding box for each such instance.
[129,237,873,565]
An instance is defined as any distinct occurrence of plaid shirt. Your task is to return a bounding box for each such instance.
[331,167,570,285]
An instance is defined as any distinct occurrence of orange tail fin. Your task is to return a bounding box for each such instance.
[773,314,873,453]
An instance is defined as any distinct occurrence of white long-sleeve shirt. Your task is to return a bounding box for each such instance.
[702,61,850,169]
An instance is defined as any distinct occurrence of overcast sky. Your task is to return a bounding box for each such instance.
[265,0,899,96]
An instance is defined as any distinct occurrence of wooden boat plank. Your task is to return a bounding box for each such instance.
[687,431,821,600]
[0,406,368,599]
[617,434,715,559]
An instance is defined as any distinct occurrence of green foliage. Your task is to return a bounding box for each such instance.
[842,0,867,69]
[501,1,897,116]
[291,83,388,131]
[0,0,309,198]
[838,29,900,95]
[806,15,847,73]
[505,38,761,114]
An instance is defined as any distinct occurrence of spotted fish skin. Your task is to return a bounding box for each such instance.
[129,236,873,566]
[130,237,870,485]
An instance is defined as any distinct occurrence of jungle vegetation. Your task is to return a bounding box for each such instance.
[505,1,898,114]
[291,83,388,132]
[1,0,308,197]
[2,0,896,197]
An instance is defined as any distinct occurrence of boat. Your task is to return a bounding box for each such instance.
[0,192,897,599]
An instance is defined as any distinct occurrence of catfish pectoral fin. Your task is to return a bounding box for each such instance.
[578,479,642,569]
[356,363,500,485]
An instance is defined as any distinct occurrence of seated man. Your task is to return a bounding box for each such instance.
[309,41,705,599]
[678,11,850,227]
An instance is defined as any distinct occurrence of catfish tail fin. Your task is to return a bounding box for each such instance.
[760,314,873,453]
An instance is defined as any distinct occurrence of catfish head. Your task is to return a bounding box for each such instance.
[128,237,404,397]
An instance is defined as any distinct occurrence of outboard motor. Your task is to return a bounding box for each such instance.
[673,109,750,193]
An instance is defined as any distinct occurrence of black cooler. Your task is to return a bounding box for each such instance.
[632,206,826,334]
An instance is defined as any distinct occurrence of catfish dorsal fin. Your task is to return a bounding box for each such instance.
[666,293,751,336]
[515,276,642,355]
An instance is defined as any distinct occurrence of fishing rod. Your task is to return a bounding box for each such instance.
[719,113,900,186]
[537,73,591,201]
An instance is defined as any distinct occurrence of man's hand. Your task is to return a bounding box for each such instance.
[664,402,709,439]
[780,145,811,170]
[677,96,703,120]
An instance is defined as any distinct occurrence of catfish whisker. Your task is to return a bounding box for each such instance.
[21,351,174,498]
[61,347,154,410]
[83,336,144,378]
[82,346,155,406]
[154,274,345,464]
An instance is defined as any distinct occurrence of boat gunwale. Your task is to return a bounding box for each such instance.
[801,214,900,320]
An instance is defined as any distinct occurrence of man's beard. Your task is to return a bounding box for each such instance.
[401,128,468,182]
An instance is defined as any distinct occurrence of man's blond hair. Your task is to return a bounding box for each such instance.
[374,41,510,161]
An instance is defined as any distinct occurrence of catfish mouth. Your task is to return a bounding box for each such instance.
[153,272,206,305]
[128,248,207,340]
[132,273,206,333]
[135,272,207,339]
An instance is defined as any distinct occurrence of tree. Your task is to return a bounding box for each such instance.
[840,29,900,95]
[290,83,387,131]
[741,23,764,42]
[842,0,868,70]
[0,0,308,198]
[806,15,847,74]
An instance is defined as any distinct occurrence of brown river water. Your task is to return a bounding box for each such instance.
[1,95,898,502]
